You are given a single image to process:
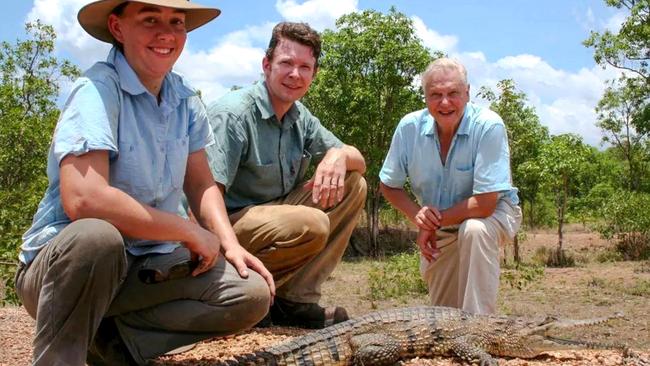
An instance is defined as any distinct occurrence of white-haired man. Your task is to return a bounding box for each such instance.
[379,58,522,314]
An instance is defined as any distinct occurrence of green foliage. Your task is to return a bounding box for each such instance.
[595,78,649,191]
[596,248,625,263]
[535,134,593,251]
[585,1,650,193]
[583,0,649,82]
[0,21,80,304]
[596,190,650,260]
[477,79,550,229]
[303,7,433,255]
[367,251,427,302]
[500,263,545,290]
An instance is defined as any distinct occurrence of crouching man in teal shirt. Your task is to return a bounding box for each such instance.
[380,58,522,314]
[205,22,367,329]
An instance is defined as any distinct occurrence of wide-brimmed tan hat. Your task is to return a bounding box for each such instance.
[78,0,220,43]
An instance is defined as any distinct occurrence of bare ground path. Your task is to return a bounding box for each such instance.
[1,228,649,365]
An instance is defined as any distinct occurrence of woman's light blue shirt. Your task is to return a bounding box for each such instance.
[19,48,213,264]
[379,103,519,210]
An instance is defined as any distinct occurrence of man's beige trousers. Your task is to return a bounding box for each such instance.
[230,171,367,303]
[420,199,522,314]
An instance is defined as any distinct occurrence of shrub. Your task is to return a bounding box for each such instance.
[545,247,576,267]
[596,190,650,260]
[367,251,427,302]
[501,263,545,290]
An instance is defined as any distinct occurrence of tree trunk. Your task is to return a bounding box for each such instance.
[557,175,568,252]
[528,198,536,229]
[366,184,382,257]
[513,234,521,264]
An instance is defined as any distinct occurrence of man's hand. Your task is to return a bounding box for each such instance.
[417,229,441,262]
[415,206,442,231]
[183,226,223,276]
[223,245,276,300]
[305,148,347,209]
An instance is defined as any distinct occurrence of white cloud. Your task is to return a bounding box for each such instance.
[411,16,458,54]
[28,0,110,70]
[410,19,618,147]
[176,40,266,103]
[27,0,269,104]
[539,99,603,146]
[604,12,627,32]
[577,6,626,33]
[26,0,625,147]
[275,0,358,31]
[452,51,624,147]
[176,22,277,103]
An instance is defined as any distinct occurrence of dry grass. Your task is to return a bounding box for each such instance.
[1,226,649,365]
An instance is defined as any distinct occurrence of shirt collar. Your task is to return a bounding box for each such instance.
[253,80,300,125]
[108,47,148,96]
[107,47,195,105]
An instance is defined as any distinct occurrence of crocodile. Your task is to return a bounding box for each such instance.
[215,305,644,366]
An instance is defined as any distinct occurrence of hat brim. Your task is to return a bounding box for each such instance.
[78,0,220,43]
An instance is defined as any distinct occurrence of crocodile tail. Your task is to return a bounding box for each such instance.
[215,351,278,365]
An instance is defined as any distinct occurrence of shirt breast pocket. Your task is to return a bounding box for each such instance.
[453,165,474,201]
[112,143,154,198]
[167,135,189,189]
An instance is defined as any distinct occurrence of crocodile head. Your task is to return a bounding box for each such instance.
[484,313,625,358]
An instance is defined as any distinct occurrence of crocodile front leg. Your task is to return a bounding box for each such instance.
[448,337,499,366]
[349,333,401,366]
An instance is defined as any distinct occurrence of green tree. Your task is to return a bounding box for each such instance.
[595,77,649,191]
[0,21,80,303]
[304,8,433,255]
[477,80,549,227]
[477,80,549,262]
[584,0,650,153]
[536,134,591,261]
[583,0,649,82]
[597,189,650,260]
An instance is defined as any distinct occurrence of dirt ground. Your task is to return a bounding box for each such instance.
[1,227,649,365]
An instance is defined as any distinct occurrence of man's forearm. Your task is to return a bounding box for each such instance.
[439,192,499,227]
[379,182,420,224]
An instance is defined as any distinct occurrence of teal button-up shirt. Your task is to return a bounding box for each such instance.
[379,103,519,211]
[206,81,343,212]
[20,48,213,264]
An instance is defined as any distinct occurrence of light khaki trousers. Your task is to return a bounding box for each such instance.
[230,171,367,303]
[420,199,522,314]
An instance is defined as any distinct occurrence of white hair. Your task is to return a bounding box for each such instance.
[421,58,468,91]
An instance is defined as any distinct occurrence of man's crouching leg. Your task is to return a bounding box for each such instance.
[457,200,522,315]
[272,171,367,328]
[15,218,128,366]
[107,253,271,364]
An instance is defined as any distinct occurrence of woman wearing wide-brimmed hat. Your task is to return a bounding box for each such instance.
[15,1,275,365]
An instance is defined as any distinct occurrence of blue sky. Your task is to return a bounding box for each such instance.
[1,0,628,146]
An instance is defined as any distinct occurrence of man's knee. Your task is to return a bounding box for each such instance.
[296,207,330,244]
[345,171,368,201]
[459,219,493,243]
[62,218,126,268]
[239,271,272,325]
[203,270,271,329]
